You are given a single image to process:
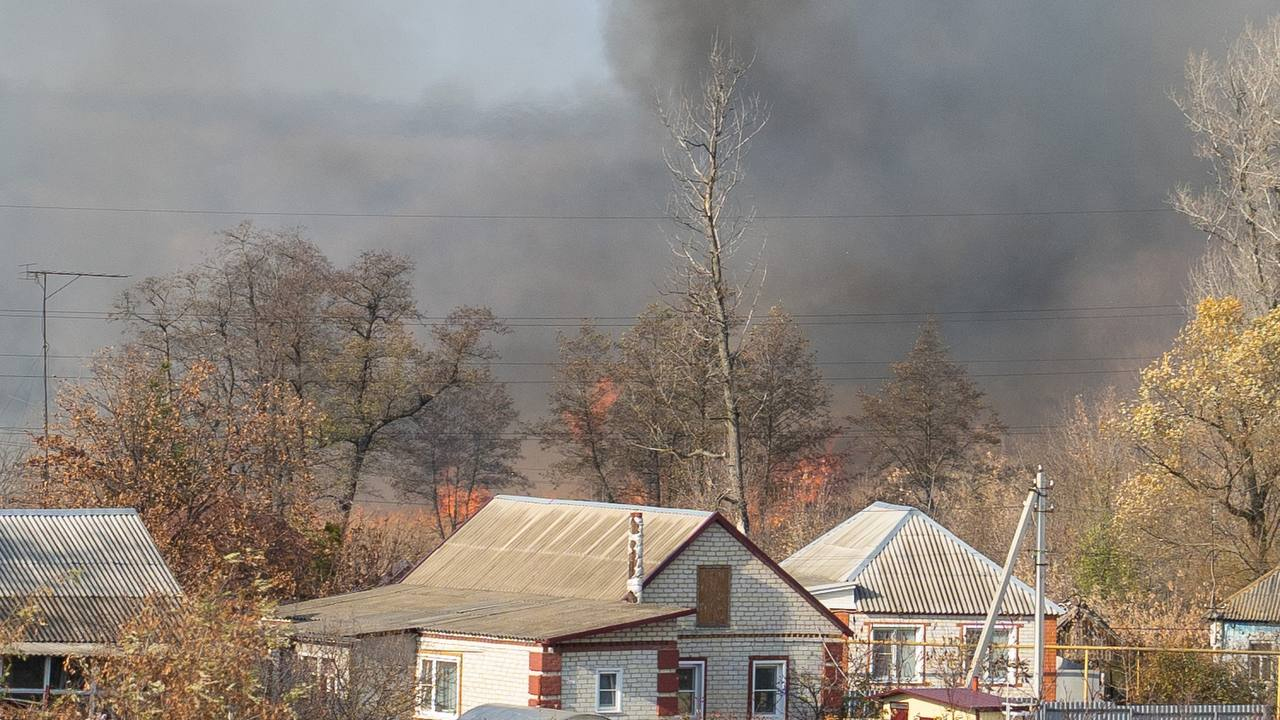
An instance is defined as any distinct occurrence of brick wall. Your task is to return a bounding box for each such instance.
[643,522,846,719]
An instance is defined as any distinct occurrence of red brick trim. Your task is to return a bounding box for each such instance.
[657,647,680,670]
[643,513,853,636]
[529,651,561,673]
[528,699,562,709]
[529,674,561,696]
[657,696,680,716]
[1042,617,1058,701]
[657,671,679,693]
[822,642,846,710]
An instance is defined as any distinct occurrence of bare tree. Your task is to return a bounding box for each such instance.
[1174,17,1280,317]
[388,379,526,539]
[658,39,768,532]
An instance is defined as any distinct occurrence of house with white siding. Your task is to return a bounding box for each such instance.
[0,508,183,703]
[1209,567,1280,684]
[278,496,850,720]
[781,501,1063,700]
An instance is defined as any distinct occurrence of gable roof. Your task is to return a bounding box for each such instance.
[402,496,711,601]
[781,501,1063,616]
[1216,566,1280,623]
[402,495,851,636]
[278,584,692,643]
[0,508,182,646]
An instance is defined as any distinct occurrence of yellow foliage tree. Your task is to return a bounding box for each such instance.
[1118,297,1280,581]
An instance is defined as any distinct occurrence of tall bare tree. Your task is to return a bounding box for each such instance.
[658,40,768,532]
[1174,17,1280,316]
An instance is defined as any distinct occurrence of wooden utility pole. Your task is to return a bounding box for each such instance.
[23,268,128,483]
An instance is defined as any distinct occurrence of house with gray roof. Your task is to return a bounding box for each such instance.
[278,495,850,720]
[0,508,182,702]
[1209,567,1280,683]
[781,501,1063,700]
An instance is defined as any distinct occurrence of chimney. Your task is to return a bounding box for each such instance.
[626,511,644,603]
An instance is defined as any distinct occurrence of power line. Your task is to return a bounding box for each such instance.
[0,368,1145,383]
[0,307,1187,328]
[0,202,1177,221]
[0,351,1159,366]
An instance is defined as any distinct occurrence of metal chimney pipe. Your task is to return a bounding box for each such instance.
[626,511,644,603]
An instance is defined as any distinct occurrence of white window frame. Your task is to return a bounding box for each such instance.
[677,659,706,719]
[869,625,924,683]
[416,654,461,720]
[962,624,1019,686]
[595,668,622,714]
[750,659,787,720]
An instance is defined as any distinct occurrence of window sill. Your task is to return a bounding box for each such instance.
[416,712,459,720]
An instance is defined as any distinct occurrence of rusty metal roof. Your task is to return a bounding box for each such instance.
[277,584,691,642]
[1217,566,1280,623]
[401,496,712,601]
[782,501,1063,616]
[0,508,182,644]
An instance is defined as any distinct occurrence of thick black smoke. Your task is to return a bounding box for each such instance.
[0,2,1274,480]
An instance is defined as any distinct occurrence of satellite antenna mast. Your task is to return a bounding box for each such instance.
[22,268,129,484]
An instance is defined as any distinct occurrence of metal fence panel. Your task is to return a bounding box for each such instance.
[1041,702,1270,720]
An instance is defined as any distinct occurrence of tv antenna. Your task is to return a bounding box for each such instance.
[22,267,129,483]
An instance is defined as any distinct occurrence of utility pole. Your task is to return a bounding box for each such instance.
[1033,466,1049,703]
[22,268,128,484]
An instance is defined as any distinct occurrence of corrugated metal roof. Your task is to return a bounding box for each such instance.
[781,501,1063,616]
[1218,566,1280,623]
[402,496,712,601]
[277,584,691,642]
[0,508,182,644]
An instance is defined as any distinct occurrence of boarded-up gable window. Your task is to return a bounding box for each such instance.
[696,565,731,627]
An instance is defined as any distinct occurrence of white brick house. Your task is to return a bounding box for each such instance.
[279,496,850,720]
[781,502,1063,701]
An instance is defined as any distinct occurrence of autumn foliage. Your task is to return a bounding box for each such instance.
[31,353,321,595]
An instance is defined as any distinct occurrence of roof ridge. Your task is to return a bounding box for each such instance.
[1221,564,1280,607]
[864,509,1065,615]
[843,505,916,584]
[492,495,713,517]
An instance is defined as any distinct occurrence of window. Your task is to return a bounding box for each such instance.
[416,656,460,719]
[677,660,705,719]
[963,626,1016,684]
[1249,641,1277,683]
[750,660,787,719]
[595,670,622,713]
[696,566,731,627]
[871,627,921,682]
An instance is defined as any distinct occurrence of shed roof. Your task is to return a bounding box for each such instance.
[878,687,1026,711]
[781,501,1063,616]
[0,508,182,645]
[1216,566,1280,623]
[277,584,691,642]
[402,496,712,601]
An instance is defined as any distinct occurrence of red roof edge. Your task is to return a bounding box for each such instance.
[642,512,852,637]
[544,607,695,644]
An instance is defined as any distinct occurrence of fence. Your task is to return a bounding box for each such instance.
[1040,702,1270,720]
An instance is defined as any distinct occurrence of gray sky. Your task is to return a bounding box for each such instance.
[1,1,1275,484]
